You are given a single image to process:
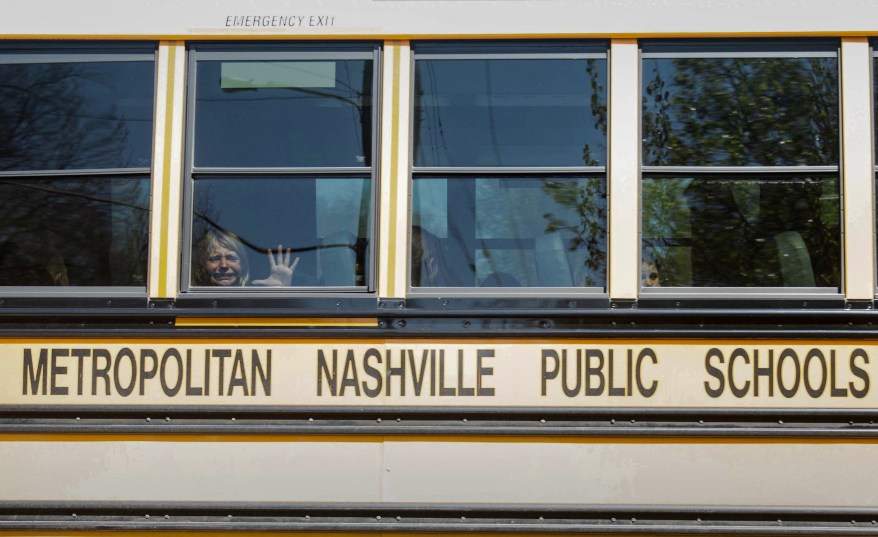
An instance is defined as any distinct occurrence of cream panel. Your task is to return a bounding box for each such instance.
[841,38,876,299]
[383,440,878,507]
[1,0,878,38]
[608,40,640,300]
[0,440,382,502]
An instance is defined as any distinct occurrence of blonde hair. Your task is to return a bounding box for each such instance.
[192,229,250,286]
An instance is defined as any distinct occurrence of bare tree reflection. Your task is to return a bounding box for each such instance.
[0,61,150,286]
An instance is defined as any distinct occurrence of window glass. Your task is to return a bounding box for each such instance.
[194,59,372,168]
[0,46,154,289]
[642,56,838,167]
[0,61,154,171]
[0,177,149,286]
[191,177,371,287]
[642,176,839,287]
[414,58,606,167]
[412,176,606,287]
[411,43,608,292]
[641,42,840,291]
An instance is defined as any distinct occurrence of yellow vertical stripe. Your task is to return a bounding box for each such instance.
[156,44,178,297]
[386,44,402,297]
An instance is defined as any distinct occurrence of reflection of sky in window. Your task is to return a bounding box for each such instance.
[414,59,607,167]
[194,60,372,168]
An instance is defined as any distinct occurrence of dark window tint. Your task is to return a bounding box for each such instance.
[191,177,371,287]
[412,176,606,287]
[0,61,155,171]
[642,176,840,287]
[414,59,607,167]
[642,56,839,167]
[194,60,373,168]
[0,176,149,286]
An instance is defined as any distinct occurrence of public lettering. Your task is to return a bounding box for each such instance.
[541,348,658,398]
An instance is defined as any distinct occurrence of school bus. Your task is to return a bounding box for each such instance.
[1,0,878,534]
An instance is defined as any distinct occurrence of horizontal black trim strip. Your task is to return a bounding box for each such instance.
[0,502,876,534]
[1,406,876,437]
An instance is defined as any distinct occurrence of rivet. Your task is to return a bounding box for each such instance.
[631,518,636,523]
[461,516,466,521]
[610,419,616,424]
[611,518,616,523]
[75,417,80,421]
[377,418,382,423]
[778,420,784,424]
[231,417,236,422]
[228,515,233,519]
[72,514,77,519]
[164,515,169,520]
[630,419,635,423]
[539,516,544,521]
[377,516,382,520]
[397,516,402,521]
[463,418,468,422]
[145,514,150,519]
[305,515,310,520]
[308,418,314,422]
[697,518,702,523]
[540,419,546,424]
[165,417,170,422]
[145,417,151,422]
[699,420,704,424]
[396,418,401,422]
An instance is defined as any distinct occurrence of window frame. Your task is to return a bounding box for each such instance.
[639,39,844,299]
[0,42,156,297]
[408,41,610,298]
[180,42,381,297]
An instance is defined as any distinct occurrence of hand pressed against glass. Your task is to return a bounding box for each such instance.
[252,245,300,287]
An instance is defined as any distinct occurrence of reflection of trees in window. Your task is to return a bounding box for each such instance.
[0,58,152,287]
[541,59,607,287]
[0,63,133,171]
[642,54,840,287]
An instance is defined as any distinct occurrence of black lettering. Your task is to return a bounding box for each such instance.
[72,349,89,396]
[22,348,48,395]
[753,349,773,397]
[477,349,494,396]
[457,350,475,396]
[636,348,658,398]
[186,350,203,396]
[386,349,406,396]
[228,350,249,396]
[541,349,560,396]
[439,350,455,396]
[608,349,625,396]
[829,350,848,397]
[777,348,800,398]
[704,348,725,398]
[213,349,231,396]
[585,349,604,396]
[561,350,582,397]
[409,349,429,395]
[50,348,69,396]
[340,349,361,396]
[139,349,158,396]
[849,348,869,399]
[728,348,751,398]
[362,348,383,398]
[252,350,271,397]
[804,349,827,398]
[317,349,337,396]
[92,349,111,396]
[113,348,137,397]
[160,348,183,397]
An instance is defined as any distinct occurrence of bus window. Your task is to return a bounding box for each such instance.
[183,44,377,291]
[641,40,841,290]
[410,42,607,290]
[0,43,154,288]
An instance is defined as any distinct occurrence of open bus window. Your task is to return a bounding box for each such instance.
[410,42,608,291]
[641,40,841,290]
[0,44,154,288]
[184,44,377,291]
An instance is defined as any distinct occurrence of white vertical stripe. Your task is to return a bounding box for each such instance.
[841,38,876,300]
[163,43,187,298]
[608,40,641,300]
